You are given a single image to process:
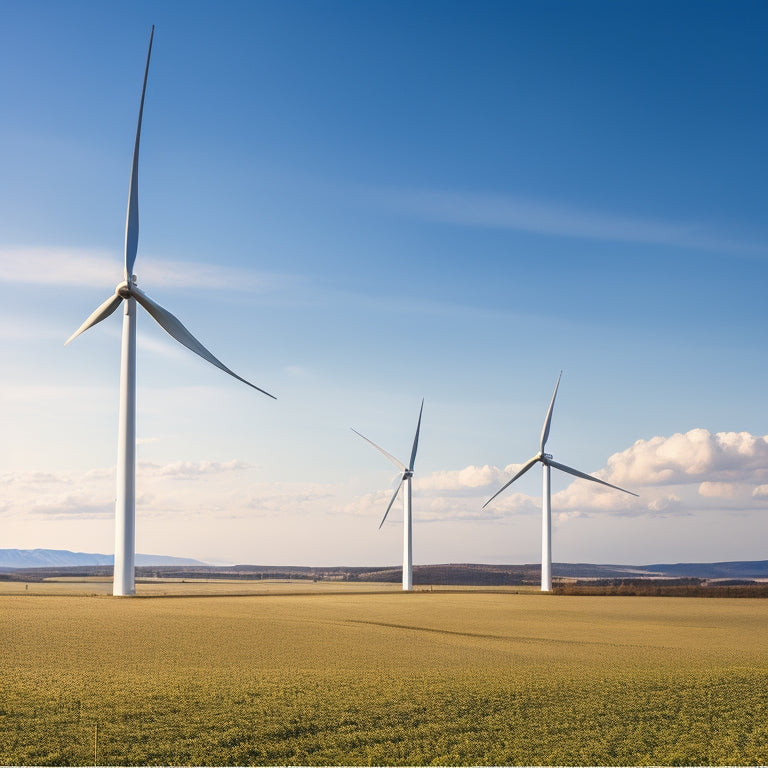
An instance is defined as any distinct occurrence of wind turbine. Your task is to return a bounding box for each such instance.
[352,400,424,591]
[484,373,636,592]
[66,27,275,596]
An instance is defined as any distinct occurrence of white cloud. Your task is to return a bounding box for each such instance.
[698,482,736,498]
[554,480,640,515]
[415,464,510,492]
[0,247,117,287]
[3,430,767,542]
[0,246,281,292]
[646,495,683,515]
[142,459,251,478]
[0,462,345,525]
[372,188,768,255]
[554,510,584,525]
[604,429,768,487]
[404,429,768,522]
[0,468,114,519]
[0,317,64,341]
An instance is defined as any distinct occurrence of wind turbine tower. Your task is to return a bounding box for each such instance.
[484,373,636,591]
[66,28,275,596]
[352,400,424,591]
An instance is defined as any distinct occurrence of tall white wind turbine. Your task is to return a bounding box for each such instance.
[66,28,275,596]
[352,400,424,591]
[484,373,636,592]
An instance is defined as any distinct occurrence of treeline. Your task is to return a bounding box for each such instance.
[2,563,541,585]
[4,565,767,595]
[553,578,768,598]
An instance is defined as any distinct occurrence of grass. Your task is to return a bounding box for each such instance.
[1,583,766,765]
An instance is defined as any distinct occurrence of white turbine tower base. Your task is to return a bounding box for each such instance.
[484,372,636,592]
[114,297,137,595]
[66,28,275,596]
[402,475,413,591]
[353,399,424,592]
[541,462,551,593]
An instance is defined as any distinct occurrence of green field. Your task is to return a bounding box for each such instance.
[1,582,766,765]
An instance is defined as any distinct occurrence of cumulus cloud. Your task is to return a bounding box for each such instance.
[2,471,67,486]
[604,429,768,487]
[554,479,639,515]
[0,469,113,519]
[646,496,683,515]
[404,429,768,522]
[554,510,584,524]
[3,430,768,530]
[415,464,510,492]
[0,461,356,530]
[548,429,768,518]
[698,482,736,498]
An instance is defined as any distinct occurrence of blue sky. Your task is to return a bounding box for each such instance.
[1,0,766,566]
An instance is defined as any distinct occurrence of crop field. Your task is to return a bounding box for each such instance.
[1,583,766,766]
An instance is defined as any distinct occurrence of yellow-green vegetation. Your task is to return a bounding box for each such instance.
[1,584,766,766]
[0,578,403,598]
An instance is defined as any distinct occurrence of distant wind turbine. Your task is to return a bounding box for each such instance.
[352,400,424,591]
[483,373,636,592]
[66,27,275,596]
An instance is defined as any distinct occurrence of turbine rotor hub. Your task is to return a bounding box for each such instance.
[116,275,137,298]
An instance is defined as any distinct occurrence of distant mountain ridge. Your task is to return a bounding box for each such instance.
[551,560,768,580]
[1,550,766,581]
[0,549,204,569]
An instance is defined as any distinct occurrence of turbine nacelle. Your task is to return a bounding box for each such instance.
[117,277,136,299]
[483,374,636,508]
[352,399,424,591]
[68,276,275,398]
[483,372,636,592]
[352,398,424,529]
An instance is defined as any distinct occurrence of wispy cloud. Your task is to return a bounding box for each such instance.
[0,468,114,519]
[0,317,64,341]
[0,247,283,291]
[372,188,767,255]
[143,459,252,478]
[3,431,767,527]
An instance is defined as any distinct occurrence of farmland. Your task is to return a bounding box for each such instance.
[1,582,766,765]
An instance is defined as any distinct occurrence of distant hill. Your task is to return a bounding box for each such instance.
[1,551,766,584]
[0,549,204,570]
[553,560,768,580]
[642,560,768,579]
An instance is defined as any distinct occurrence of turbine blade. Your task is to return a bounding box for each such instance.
[65,293,123,345]
[482,455,540,508]
[408,399,424,471]
[350,428,406,472]
[539,370,562,454]
[548,459,638,497]
[124,25,154,280]
[132,286,276,399]
[379,477,405,529]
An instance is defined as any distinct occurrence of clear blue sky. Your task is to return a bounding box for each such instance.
[1,0,766,566]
